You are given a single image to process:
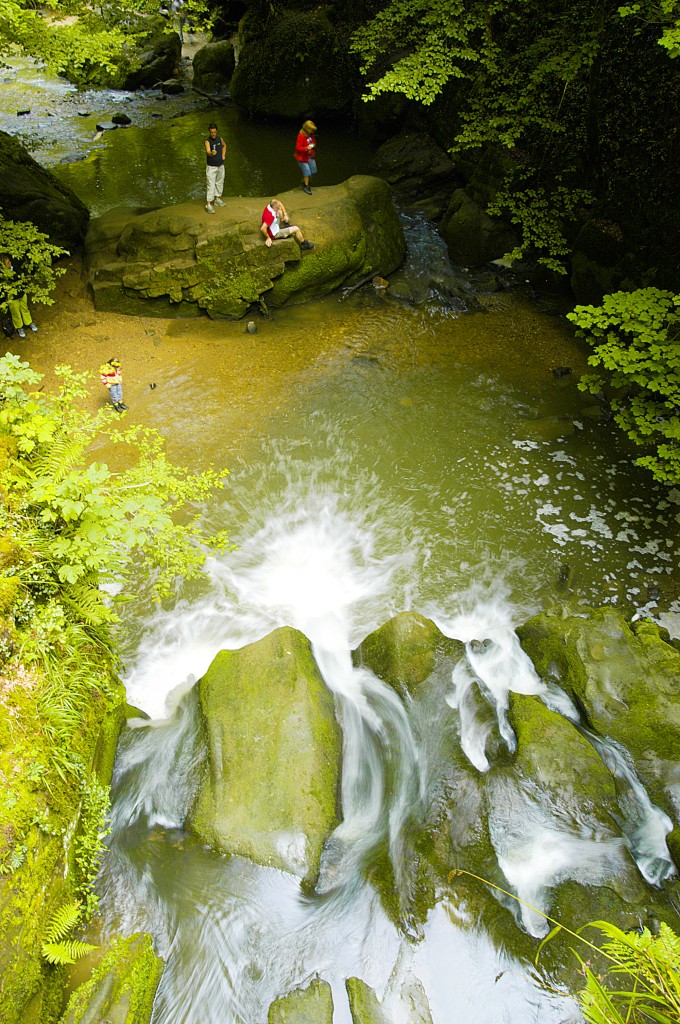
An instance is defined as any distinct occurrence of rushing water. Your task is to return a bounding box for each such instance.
[4,55,680,1023]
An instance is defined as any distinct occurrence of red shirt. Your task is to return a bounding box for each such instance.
[261,203,279,240]
[294,131,316,163]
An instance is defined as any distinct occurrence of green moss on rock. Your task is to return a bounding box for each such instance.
[346,977,388,1024]
[58,932,163,1024]
[354,611,464,699]
[517,605,680,819]
[268,977,334,1024]
[187,627,342,884]
[83,178,405,319]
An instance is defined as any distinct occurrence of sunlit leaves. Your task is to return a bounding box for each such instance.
[569,288,680,482]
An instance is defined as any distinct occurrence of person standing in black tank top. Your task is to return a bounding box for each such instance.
[205,123,226,214]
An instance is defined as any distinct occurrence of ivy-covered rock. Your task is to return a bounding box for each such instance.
[58,932,163,1024]
[230,10,359,119]
[187,627,342,885]
[191,40,235,94]
[0,131,89,250]
[517,606,680,826]
[268,977,334,1024]
[0,680,127,1024]
[83,177,405,319]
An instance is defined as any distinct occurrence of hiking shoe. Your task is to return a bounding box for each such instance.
[302,185,312,195]
[17,328,26,338]
[300,240,314,250]
[118,402,128,411]
[205,202,215,214]
[213,197,225,207]
[29,322,38,332]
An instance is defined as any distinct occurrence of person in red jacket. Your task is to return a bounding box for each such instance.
[294,119,317,195]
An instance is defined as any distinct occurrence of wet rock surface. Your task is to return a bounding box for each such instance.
[83,176,406,319]
[187,627,342,884]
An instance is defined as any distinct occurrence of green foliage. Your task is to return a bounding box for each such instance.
[568,288,680,483]
[72,780,110,919]
[41,899,97,966]
[578,921,680,1023]
[619,0,680,57]
[488,179,593,273]
[0,352,230,878]
[450,870,680,1022]
[0,217,67,308]
[351,0,679,272]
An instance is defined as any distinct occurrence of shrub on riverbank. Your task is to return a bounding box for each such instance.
[0,353,230,1023]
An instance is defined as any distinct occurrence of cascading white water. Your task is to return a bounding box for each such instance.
[103,482,584,1024]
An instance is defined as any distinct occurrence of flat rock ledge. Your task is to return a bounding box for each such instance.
[83,175,406,319]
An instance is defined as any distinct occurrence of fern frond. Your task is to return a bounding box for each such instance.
[42,900,82,944]
[41,938,97,965]
[32,435,89,482]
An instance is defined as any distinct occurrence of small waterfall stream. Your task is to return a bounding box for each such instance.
[98,481,675,1024]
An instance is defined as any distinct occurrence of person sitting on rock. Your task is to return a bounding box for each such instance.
[260,199,314,250]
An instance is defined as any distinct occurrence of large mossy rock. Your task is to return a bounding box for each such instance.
[83,176,405,318]
[369,131,460,219]
[230,10,359,119]
[268,978,334,1024]
[187,627,342,884]
[517,606,680,824]
[66,16,180,89]
[440,188,520,267]
[58,933,163,1024]
[191,40,235,93]
[346,978,388,1024]
[0,131,89,250]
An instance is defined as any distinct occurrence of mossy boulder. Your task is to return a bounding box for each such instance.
[191,40,235,93]
[230,10,359,119]
[83,176,405,318]
[517,606,680,824]
[65,16,180,90]
[268,977,333,1024]
[353,611,464,700]
[58,932,163,1024]
[0,130,89,250]
[346,975,433,1024]
[187,627,342,884]
[440,188,520,267]
[508,693,622,833]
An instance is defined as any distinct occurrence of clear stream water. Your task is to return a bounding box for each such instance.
[3,55,680,1024]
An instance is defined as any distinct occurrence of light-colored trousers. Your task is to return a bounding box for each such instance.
[8,293,31,329]
[206,164,225,202]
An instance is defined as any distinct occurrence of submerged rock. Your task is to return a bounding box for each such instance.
[83,176,406,319]
[187,627,342,884]
[268,977,333,1024]
[58,932,163,1024]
